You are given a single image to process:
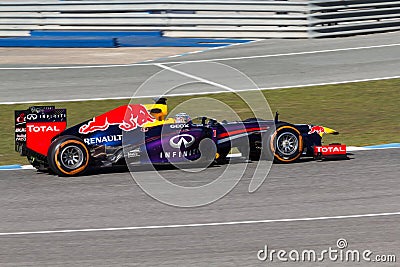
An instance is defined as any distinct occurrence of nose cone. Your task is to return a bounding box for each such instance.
[323,126,339,135]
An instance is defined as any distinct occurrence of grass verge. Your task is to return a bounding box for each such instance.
[1,79,399,165]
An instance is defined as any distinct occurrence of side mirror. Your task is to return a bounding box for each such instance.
[274,111,279,123]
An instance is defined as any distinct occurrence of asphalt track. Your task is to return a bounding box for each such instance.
[0,149,399,266]
[1,32,400,103]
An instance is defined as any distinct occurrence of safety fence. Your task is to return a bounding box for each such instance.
[0,0,399,38]
[310,0,400,37]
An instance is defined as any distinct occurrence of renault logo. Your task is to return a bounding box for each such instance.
[169,134,195,149]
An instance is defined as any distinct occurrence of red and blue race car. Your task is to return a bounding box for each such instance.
[15,98,347,176]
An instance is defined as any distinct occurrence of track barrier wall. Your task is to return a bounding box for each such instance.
[0,0,398,45]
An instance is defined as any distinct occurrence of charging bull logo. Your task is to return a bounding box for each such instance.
[308,125,325,134]
[16,113,25,123]
[79,104,154,134]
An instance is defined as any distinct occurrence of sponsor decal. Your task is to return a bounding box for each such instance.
[169,134,195,149]
[15,133,26,142]
[14,107,67,155]
[314,145,346,155]
[160,148,200,159]
[79,104,154,134]
[14,111,27,152]
[170,124,190,129]
[36,113,65,121]
[308,125,325,134]
[83,134,123,145]
[27,125,61,133]
[15,128,26,133]
[29,106,55,113]
[26,114,38,121]
[16,113,25,123]
[25,113,66,122]
[26,121,67,156]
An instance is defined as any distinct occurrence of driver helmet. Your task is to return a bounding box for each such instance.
[174,112,191,123]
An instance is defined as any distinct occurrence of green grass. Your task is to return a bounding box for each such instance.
[1,79,399,165]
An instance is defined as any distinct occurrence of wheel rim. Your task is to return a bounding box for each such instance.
[60,145,84,170]
[276,132,298,156]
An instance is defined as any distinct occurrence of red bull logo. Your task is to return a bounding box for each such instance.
[308,125,325,134]
[79,104,155,134]
[16,113,25,123]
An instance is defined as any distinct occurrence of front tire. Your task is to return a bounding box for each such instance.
[267,124,303,163]
[48,136,90,176]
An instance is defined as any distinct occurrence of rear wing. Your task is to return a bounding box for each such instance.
[15,106,67,157]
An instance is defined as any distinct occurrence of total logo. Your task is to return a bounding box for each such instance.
[314,145,346,154]
[27,125,61,133]
[169,134,195,149]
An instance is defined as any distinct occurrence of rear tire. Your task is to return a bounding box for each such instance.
[48,136,90,176]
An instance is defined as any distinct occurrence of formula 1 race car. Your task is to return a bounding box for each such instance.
[14,98,347,176]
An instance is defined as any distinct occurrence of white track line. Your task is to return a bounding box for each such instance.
[2,75,399,105]
[347,146,390,151]
[0,43,398,70]
[159,43,400,65]
[0,211,399,236]
[155,63,235,92]
[141,39,262,63]
[21,165,35,170]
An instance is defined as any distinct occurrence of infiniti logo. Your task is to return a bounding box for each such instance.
[26,114,38,121]
[169,134,195,149]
